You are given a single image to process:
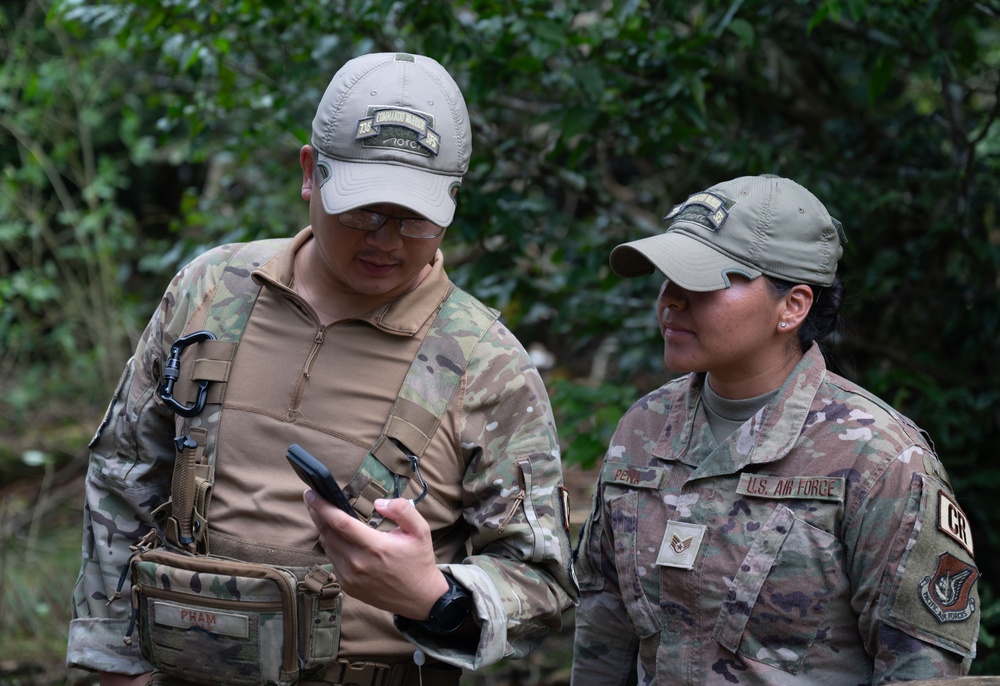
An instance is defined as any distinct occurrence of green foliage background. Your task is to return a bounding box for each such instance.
[1,0,998,682]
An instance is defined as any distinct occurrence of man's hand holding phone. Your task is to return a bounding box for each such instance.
[289,443,447,621]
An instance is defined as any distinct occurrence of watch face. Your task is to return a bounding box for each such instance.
[430,576,472,633]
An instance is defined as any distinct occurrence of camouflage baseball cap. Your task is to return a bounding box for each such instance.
[609,175,846,290]
[310,52,472,227]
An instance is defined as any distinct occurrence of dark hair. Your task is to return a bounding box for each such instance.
[765,273,846,353]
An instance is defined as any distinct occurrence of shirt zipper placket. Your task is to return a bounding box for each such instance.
[289,327,325,417]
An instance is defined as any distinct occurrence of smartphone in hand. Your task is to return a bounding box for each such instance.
[286,443,359,520]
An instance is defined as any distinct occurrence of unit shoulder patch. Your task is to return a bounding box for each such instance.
[919,552,980,623]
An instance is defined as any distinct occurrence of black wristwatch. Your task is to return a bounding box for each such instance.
[394,573,472,635]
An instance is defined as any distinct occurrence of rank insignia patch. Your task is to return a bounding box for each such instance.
[655,520,706,570]
[919,551,979,623]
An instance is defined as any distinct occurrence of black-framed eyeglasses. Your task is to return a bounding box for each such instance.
[338,209,445,239]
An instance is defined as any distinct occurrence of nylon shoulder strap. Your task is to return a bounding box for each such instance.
[180,238,287,402]
[378,285,500,462]
[160,238,284,551]
[353,286,500,523]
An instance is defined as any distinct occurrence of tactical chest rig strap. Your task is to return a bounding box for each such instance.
[160,339,239,552]
[353,401,441,525]
[155,239,285,553]
[346,286,500,527]
[177,338,240,406]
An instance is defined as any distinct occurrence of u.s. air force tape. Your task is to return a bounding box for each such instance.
[736,473,845,502]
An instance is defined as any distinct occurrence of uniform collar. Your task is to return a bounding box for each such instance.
[254,227,452,336]
[653,343,828,478]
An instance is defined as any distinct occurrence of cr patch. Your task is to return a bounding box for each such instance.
[937,490,973,556]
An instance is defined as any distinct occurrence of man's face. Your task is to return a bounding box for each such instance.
[301,147,446,301]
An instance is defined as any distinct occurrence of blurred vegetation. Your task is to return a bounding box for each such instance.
[1,0,998,683]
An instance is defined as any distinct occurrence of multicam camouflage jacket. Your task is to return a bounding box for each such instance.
[67,228,577,678]
[573,344,979,685]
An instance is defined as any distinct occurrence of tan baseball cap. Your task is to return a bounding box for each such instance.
[310,52,471,227]
[610,175,846,290]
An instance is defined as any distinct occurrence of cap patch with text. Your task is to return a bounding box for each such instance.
[663,191,738,231]
[309,52,472,226]
[355,106,441,157]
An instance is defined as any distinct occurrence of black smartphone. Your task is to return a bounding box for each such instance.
[286,443,359,520]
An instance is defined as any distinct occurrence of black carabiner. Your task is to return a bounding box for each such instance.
[389,438,429,505]
[406,453,430,506]
[159,330,217,417]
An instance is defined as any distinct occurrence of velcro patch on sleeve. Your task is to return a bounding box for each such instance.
[937,490,974,556]
[884,474,979,657]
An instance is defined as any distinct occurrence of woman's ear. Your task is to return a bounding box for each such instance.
[300,145,315,201]
[778,284,814,332]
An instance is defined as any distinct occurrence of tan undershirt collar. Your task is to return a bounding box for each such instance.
[702,379,779,444]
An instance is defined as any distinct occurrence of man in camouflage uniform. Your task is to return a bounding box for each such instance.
[68,52,576,686]
[572,175,979,684]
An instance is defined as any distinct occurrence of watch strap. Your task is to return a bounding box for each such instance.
[394,572,472,635]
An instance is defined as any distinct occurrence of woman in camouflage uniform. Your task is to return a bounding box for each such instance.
[572,175,980,685]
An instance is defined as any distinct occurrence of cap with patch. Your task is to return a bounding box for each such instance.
[311,52,471,227]
[609,175,846,291]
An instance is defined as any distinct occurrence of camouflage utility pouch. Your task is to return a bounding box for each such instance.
[128,546,342,685]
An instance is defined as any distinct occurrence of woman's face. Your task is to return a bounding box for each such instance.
[655,275,798,396]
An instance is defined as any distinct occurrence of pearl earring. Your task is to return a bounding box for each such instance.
[780,322,788,328]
